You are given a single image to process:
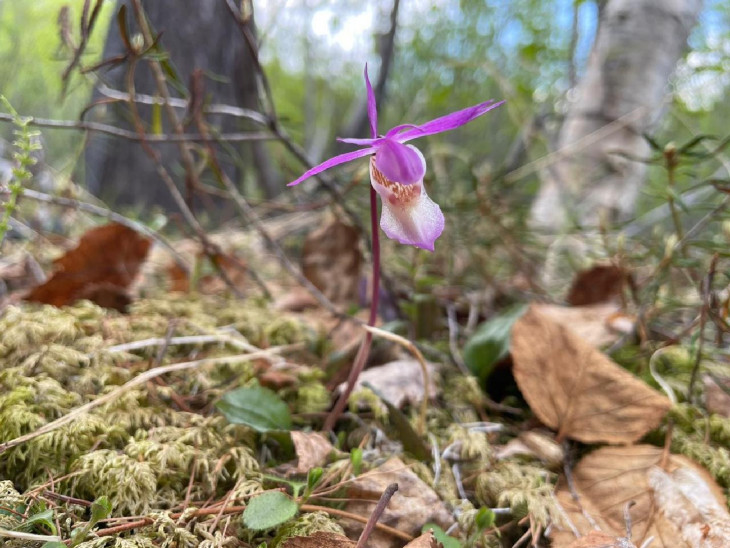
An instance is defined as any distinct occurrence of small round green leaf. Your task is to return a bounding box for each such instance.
[216,384,292,432]
[243,491,298,531]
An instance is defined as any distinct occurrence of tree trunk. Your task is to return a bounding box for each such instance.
[84,0,279,211]
[530,0,702,231]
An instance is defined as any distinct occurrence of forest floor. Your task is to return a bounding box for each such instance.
[1,215,730,548]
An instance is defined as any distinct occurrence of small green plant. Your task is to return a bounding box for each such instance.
[70,496,112,546]
[243,491,299,531]
[0,96,41,247]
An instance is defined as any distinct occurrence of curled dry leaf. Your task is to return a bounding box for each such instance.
[338,359,439,410]
[495,430,564,469]
[403,530,439,548]
[302,219,362,304]
[567,263,627,306]
[280,531,356,547]
[345,457,453,548]
[511,306,670,443]
[552,445,730,547]
[26,223,151,311]
[290,431,338,475]
[531,302,632,348]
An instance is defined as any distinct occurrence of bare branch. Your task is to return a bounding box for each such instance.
[0,113,273,143]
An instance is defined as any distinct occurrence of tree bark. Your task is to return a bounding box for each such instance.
[530,0,702,231]
[84,0,279,211]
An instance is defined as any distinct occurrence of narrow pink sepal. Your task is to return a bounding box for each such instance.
[397,100,505,142]
[287,147,377,186]
[364,65,378,139]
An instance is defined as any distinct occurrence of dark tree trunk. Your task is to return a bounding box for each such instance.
[84,0,279,211]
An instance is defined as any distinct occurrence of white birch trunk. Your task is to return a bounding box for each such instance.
[530,0,702,231]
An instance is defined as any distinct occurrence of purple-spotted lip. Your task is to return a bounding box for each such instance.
[369,155,422,207]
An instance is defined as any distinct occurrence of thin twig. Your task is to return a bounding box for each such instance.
[688,253,718,401]
[105,333,260,355]
[447,304,471,375]
[0,528,61,543]
[356,483,398,548]
[0,113,272,142]
[0,343,301,455]
[95,84,268,124]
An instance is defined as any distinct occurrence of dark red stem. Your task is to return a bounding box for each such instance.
[324,185,381,431]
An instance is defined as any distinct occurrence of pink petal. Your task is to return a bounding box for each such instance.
[287,147,377,186]
[384,123,421,139]
[369,151,444,251]
[364,65,378,139]
[396,100,505,142]
[374,139,425,185]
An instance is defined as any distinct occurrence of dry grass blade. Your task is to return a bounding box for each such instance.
[511,306,670,443]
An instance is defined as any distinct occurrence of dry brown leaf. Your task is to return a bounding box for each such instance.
[704,374,730,417]
[552,445,730,547]
[567,264,627,306]
[511,306,670,443]
[344,457,453,548]
[166,261,189,292]
[403,530,439,547]
[259,370,298,390]
[26,223,151,311]
[290,431,337,475]
[338,359,439,409]
[565,530,636,548]
[495,430,564,469]
[274,287,320,312]
[532,303,632,348]
[280,531,356,547]
[302,219,362,304]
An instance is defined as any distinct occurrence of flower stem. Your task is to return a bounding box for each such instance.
[324,185,381,431]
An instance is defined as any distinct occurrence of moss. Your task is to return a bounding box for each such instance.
[0,294,296,545]
[665,404,730,488]
[475,461,558,527]
[271,511,346,547]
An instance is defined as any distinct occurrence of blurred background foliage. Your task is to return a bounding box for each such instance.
[0,0,114,171]
[1,0,730,291]
[1,0,728,189]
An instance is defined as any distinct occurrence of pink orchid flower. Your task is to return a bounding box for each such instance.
[288,66,504,251]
